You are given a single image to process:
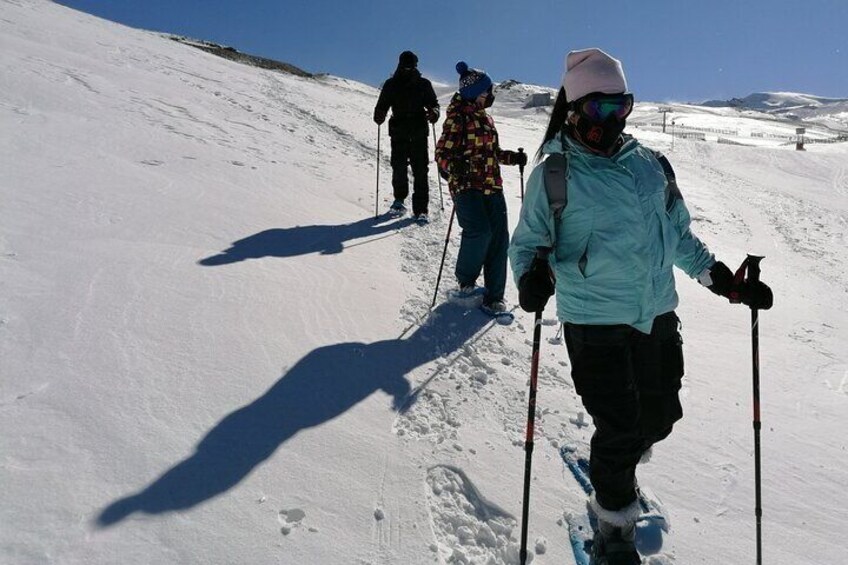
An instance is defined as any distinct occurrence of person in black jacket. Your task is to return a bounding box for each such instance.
[374,51,440,221]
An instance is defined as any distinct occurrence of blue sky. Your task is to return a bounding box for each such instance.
[57,0,847,103]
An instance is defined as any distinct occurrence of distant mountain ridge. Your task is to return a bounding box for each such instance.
[702,91,848,113]
[167,35,312,77]
[700,91,848,132]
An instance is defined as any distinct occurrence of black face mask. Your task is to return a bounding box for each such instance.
[483,91,495,108]
[574,113,626,154]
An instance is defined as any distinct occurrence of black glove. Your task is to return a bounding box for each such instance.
[707,261,774,310]
[518,255,555,313]
[427,107,440,124]
[514,151,528,168]
[450,159,470,179]
[438,167,450,181]
[373,109,386,125]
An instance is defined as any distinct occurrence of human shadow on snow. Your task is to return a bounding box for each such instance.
[197,215,411,266]
[96,302,487,527]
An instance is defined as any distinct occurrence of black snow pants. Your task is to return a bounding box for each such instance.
[390,134,430,215]
[563,311,685,511]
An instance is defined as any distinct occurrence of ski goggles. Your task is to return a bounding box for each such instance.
[575,93,634,121]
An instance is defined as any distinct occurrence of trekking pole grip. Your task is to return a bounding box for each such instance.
[535,246,552,315]
[747,254,763,285]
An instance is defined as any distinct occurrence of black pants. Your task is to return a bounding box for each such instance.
[563,311,684,511]
[390,134,430,215]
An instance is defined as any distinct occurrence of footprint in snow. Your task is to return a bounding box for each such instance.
[278,508,311,536]
[425,465,524,563]
[394,390,460,444]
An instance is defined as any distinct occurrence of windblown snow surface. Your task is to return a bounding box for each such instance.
[1,2,846,564]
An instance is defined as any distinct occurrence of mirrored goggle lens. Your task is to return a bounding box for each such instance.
[580,95,633,120]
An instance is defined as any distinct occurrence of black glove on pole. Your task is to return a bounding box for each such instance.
[710,255,773,563]
[519,247,550,565]
[518,255,555,313]
[433,123,444,211]
[707,261,773,310]
[375,124,381,219]
[712,255,769,564]
[746,255,765,565]
[518,147,526,202]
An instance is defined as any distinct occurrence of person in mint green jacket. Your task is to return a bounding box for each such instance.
[508,48,773,565]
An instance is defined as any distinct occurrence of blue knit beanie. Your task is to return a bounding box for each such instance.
[456,61,493,100]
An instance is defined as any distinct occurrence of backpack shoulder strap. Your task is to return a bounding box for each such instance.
[652,150,682,212]
[543,152,569,221]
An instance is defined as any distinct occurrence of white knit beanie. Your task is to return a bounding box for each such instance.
[561,48,627,102]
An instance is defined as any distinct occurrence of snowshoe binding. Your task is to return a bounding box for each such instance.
[388,199,407,216]
[481,299,514,324]
[447,285,486,302]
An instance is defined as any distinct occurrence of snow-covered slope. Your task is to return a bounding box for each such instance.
[2,2,847,564]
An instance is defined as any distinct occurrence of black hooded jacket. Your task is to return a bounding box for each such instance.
[374,67,438,138]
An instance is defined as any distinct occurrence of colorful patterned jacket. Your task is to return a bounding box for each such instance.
[435,93,522,196]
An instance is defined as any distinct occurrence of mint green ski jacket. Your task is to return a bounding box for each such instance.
[509,133,716,334]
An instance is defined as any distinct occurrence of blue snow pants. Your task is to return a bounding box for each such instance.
[453,190,509,304]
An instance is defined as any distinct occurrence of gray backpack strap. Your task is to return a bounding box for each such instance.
[653,150,682,212]
[543,152,569,220]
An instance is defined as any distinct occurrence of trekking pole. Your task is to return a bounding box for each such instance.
[375,124,381,219]
[518,147,526,202]
[746,254,765,565]
[430,206,456,309]
[519,247,550,565]
[433,123,445,211]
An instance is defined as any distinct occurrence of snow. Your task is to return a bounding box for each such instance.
[1,1,847,564]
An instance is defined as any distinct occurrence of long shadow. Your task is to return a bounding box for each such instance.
[97,302,488,527]
[198,215,411,266]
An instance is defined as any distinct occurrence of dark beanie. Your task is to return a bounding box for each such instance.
[398,51,418,68]
[456,61,493,100]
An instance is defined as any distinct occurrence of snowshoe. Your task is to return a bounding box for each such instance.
[481,300,514,324]
[388,200,407,216]
[447,285,486,301]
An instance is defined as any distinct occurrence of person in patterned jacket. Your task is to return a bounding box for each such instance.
[435,61,527,315]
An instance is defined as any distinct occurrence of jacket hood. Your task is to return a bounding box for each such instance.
[393,67,422,82]
[445,92,484,117]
